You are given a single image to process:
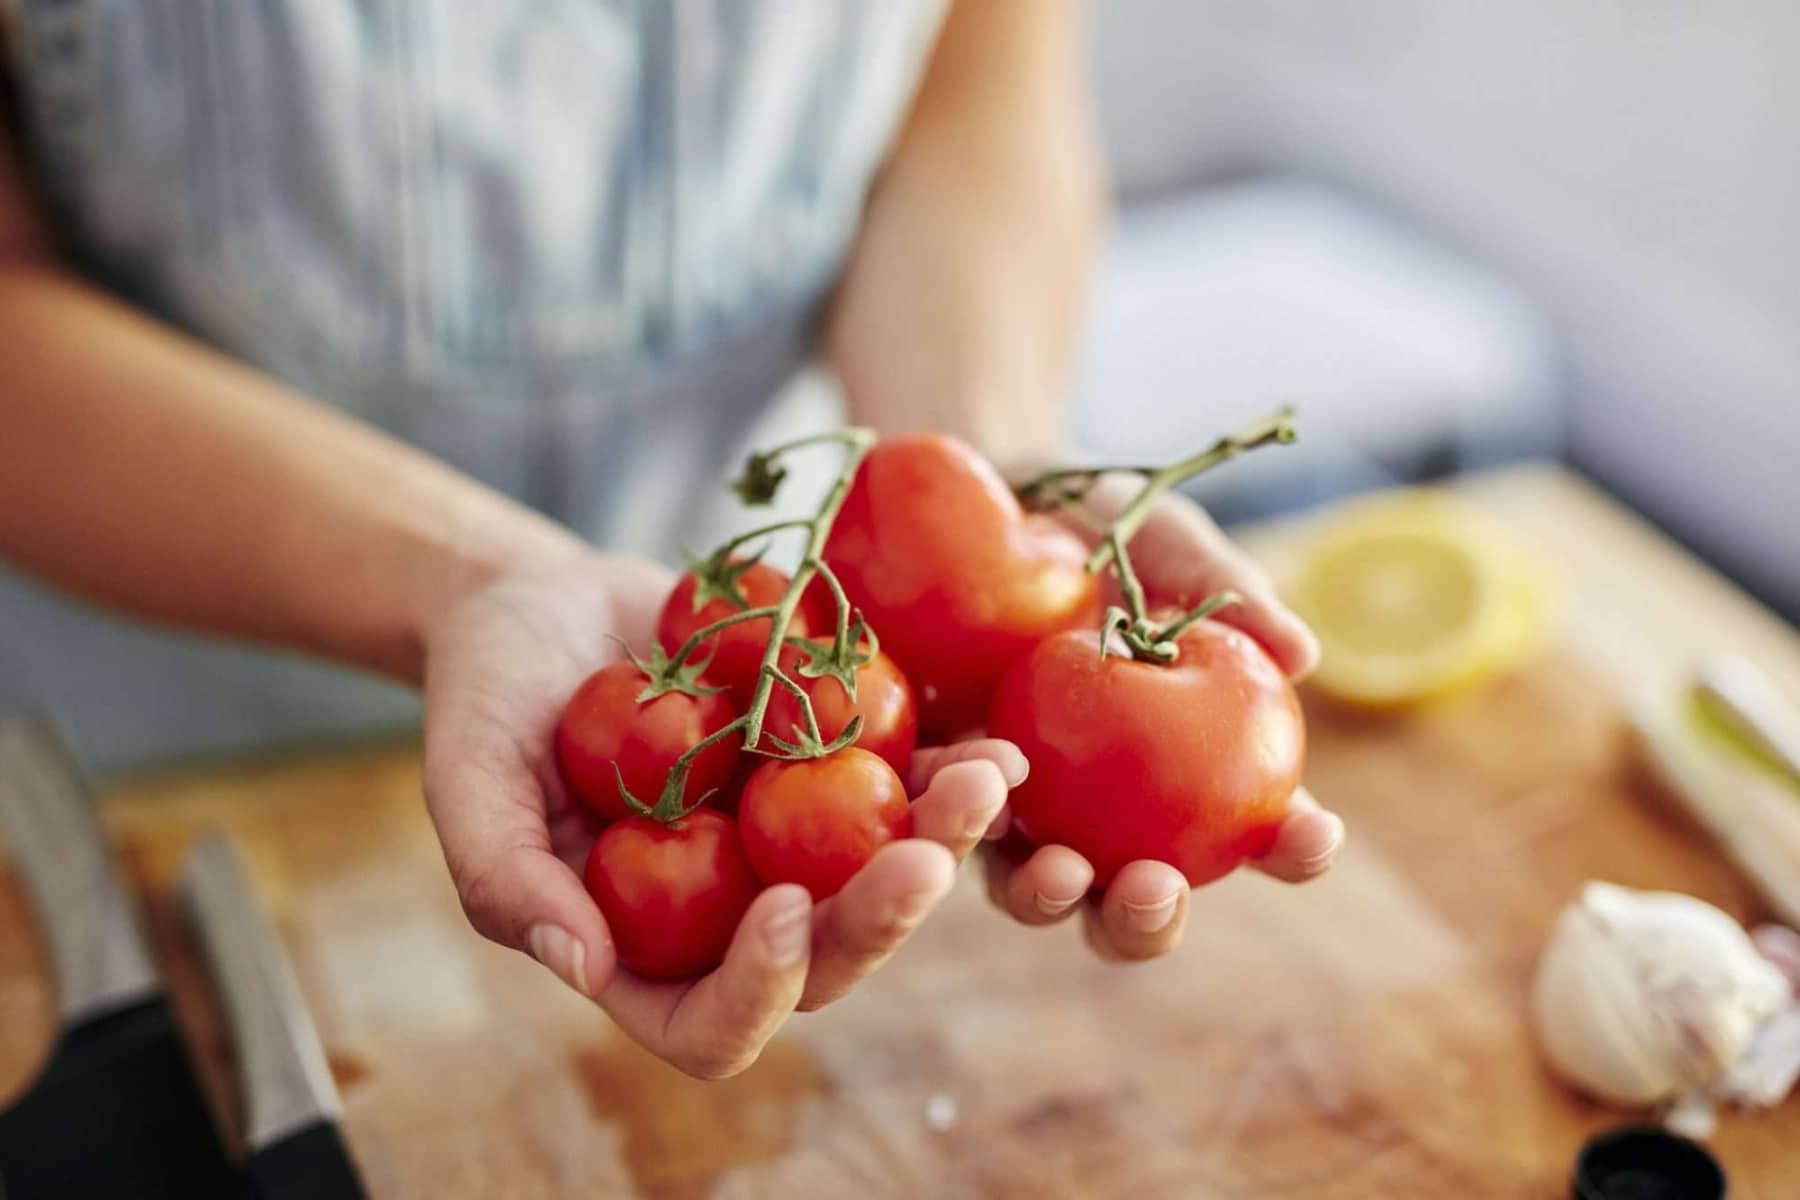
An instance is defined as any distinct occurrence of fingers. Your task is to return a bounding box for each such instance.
[1083,860,1190,962]
[1083,476,1318,679]
[1752,924,1800,994]
[599,884,813,1080]
[1250,787,1345,883]
[798,840,957,1010]
[983,840,1094,926]
[424,741,617,1000]
[796,752,1010,1010]
[908,758,1013,860]
[906,738,1028,797]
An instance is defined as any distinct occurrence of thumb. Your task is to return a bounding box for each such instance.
[425,760,616,998]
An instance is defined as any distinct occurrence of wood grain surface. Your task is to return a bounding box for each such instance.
[2,463,1797,1198]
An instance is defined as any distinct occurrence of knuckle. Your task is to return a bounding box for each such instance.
[451,861,510,943]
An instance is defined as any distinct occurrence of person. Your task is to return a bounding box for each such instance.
[0,1,1342,1079]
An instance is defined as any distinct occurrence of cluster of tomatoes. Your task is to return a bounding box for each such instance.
[556,432,1306,981]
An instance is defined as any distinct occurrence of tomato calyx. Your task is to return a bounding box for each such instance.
[1099,591,1242,665]
[780,556,878,702]
[680,544,768,614]
[606,635,728,703]
[730,449,789,506]
[611,712,747,826]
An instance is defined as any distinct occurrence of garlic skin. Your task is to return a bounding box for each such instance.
[1531,881,1791,1107]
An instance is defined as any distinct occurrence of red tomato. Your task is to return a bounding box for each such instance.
[738,748,911,900]
[823,435,1102,739]
[583,809,762,979]
[763,644,918,774]
[656,561,830,699]
[555,662,740,821]
[987,621,1305,888]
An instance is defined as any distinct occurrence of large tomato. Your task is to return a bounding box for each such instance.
[763,643,918,774]
[583,809,763,979]
[555,662,741,820]
[987,621,1305,888]
[655,561,828,699]
[737,748,911,900]
[823,435,1101,738]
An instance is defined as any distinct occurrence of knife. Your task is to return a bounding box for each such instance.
[183,832,366,1200]
[0,715,246,1199]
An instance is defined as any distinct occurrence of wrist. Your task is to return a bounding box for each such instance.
[397,494,587,684]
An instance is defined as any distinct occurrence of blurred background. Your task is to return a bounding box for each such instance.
[1070,0,1797,618]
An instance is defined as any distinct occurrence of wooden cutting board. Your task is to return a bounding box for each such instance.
[2,464,1797,1198]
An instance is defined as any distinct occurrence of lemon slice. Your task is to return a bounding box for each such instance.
[1289,490,1552,708]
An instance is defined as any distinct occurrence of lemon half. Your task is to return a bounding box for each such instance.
[1289,490,1552,708]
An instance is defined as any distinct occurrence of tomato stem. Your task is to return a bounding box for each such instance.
[737,429,876,749]
[1080,407,1297,575]
[660,605,782,677]
[648,428,876,817]
[718,519,814,559]
[1017,408,1296,665]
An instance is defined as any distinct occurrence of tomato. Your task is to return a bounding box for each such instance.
[737,748,911,900]
[583,809,763,979]
[987,621,1305,888]
[763,643,918,774]
[555,662,740,821]
[823,434,1102,738]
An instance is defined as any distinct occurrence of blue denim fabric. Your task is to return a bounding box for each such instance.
[0,0,944,766]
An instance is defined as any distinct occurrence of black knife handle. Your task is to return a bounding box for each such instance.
[0,715,160,1024]
[183,833,346,1154]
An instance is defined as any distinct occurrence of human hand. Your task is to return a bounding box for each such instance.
[981,475,1345,961]
[420,549,1015,1077]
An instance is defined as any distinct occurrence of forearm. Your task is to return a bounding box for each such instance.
[0,261,583,683]
[825,0,1108,463]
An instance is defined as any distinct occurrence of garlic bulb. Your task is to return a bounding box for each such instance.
[1531,881,1791,1107]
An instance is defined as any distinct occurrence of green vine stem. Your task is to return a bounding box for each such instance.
[1015,406,1298,664]
[739,428,877,747]
[632,427,876,821]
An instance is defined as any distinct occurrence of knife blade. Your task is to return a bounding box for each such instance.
[0,715,246,1199]
[183,833,366,1200]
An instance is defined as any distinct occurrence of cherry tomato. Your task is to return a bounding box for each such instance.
[583,809,763,979]
[987,621,1305,888]
[555,661,740,821]
[763,643,918,774]
[738,748,911,900]
[823,434,1101,738]
[656,561,829,699]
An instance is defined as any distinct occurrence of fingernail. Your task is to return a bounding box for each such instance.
[1034,892,1078,918]
[764,897,812,967]
[528,924,589,997]
[1000,750,1029,788]
[1294,812,1346,868]
[1123,894,1179,934]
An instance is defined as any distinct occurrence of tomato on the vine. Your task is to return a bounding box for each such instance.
[987,620,1305,888]
[738,747,911,900]
[763,643,918,774]
[583,808,762,979]
[656,560,830,699]
[555,662,740,821]
[823,434,1102,738]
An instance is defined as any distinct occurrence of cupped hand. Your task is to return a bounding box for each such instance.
[420,550,1015,1078]
[981,476,1346,961]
